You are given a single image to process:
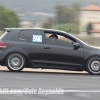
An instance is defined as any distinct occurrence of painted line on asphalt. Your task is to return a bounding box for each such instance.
[64,90,100,93]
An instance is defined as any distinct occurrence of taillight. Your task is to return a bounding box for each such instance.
[0,42,7,48]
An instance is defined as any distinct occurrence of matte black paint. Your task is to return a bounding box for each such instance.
[0,28,100,71]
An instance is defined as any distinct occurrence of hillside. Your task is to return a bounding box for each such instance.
[0,0,97,14]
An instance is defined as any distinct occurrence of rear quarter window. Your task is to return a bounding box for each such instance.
[18,30,42,43]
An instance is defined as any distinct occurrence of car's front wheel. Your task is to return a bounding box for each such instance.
[6,53,26,72]
[86,56,100,75]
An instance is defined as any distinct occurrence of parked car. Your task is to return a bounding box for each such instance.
[0,28,100,75]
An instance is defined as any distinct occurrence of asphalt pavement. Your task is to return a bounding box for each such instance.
[0,70,100,100]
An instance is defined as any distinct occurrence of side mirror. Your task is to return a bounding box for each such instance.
[72,42,80,49]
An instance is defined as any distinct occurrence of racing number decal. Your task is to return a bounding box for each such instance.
[32,35,42,42]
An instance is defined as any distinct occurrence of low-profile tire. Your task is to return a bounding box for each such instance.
[6,53,26,72]
[86,56,100,75]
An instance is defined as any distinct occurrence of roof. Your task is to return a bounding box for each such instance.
[5,28,67,33]
[81,4,100,11]
[90,29,100,33]
[93,21,100,24]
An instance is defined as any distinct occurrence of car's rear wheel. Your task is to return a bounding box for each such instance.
[86,57,100,75]
[6,53,25,72]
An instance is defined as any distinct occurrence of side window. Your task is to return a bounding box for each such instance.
[45,32,57,45]
[44,31,76,47]
[18,30,42,43]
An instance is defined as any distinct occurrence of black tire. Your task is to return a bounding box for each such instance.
[86,56,100,75]
[6,53,26,72]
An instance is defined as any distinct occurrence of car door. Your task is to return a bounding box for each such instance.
[43,31,84,69]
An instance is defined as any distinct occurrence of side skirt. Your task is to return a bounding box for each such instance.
[30,63,84,71]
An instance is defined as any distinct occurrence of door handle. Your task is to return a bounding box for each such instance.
[44,47,51,49]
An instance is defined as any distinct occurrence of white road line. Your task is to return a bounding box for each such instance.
[0,89,100,94]
[64,90,100,93]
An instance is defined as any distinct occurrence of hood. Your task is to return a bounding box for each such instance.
[88,45,100,49]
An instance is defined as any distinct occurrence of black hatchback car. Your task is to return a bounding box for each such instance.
[0,28,100,75]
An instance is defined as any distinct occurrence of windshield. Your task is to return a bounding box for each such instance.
[63,32,88,46]
[68,33,87,45]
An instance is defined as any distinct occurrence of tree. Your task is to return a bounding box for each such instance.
[42,21,52,29]
[72,3,80,25]
[54,3,80,25]
[86,23,93,35]
[52,23,79,34]
[42,18,53,29]
[0,6,19,30]
[42,3,80,33]
[72,3,80,14]
[55,5,76,24]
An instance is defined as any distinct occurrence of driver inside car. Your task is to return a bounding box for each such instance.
[49,34,58,39]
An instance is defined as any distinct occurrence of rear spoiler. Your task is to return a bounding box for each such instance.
[5,28,13,32]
